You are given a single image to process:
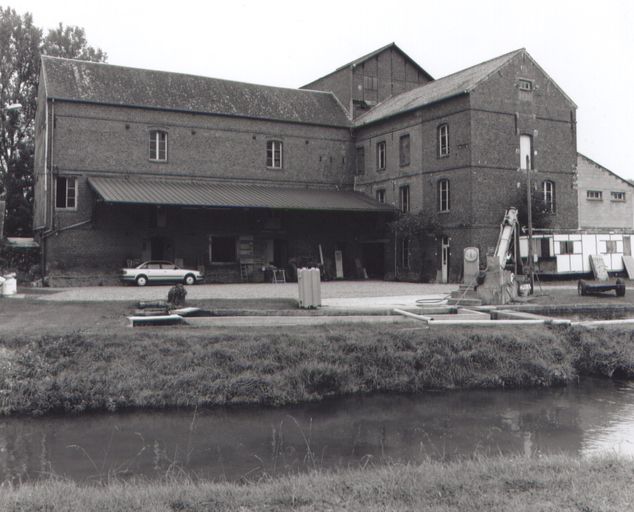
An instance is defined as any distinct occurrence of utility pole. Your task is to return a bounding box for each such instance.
[525,155,535,293]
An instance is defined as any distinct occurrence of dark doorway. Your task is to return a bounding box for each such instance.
[150,236,172,260]
[362,242,385,278]
[273,239,288,268]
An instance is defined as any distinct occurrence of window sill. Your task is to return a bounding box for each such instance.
[437,154,450,159]
[438,210,450,214]
[149,159,168,163]
[266,166,284,170]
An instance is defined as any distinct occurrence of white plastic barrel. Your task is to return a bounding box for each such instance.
[297,267,321,308]
[1,275,17,296]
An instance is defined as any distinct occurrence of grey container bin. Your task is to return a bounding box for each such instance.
[297,268,321,308]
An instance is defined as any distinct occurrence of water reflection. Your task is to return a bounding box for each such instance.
[0,379,633,483]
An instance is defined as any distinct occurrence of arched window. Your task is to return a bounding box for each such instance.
[438,179,450,212]
[149,130,168,161]
[543,180,555,213]
[438,124,449,157]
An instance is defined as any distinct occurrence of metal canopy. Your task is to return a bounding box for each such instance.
[88,176,393,213]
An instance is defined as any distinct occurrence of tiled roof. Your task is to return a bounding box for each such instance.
[354,49,524,127]
[41,56,350,127]
[88,176,394,212]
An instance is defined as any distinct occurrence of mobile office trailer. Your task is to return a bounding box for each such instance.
[519,231,634,275]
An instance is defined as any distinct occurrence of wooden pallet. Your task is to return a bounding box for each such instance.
[623,256,634,279]
[589,255,609,281]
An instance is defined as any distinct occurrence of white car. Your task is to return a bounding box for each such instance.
[121,261,204,286]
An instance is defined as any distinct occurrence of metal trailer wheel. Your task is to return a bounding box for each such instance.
[578,280,586,296]
[616,278,626,297]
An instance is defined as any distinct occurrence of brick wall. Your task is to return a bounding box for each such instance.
[34,100,357,235]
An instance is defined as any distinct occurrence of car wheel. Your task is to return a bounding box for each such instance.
[136,275,148,287]
[184,274,196,285]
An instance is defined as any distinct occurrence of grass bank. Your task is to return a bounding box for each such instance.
[2,323,634,416]
[1,454,632,511]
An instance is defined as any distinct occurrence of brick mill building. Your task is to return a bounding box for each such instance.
[33,43,579,285]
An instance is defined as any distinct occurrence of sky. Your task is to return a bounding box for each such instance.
[9,0,634,179]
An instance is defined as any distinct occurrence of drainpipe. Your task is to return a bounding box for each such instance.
[40,218,92,239]
[50,99,56,230]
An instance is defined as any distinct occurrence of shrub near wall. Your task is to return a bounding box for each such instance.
[0,240,40,282]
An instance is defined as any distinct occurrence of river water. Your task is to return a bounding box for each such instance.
[1,378,633,483]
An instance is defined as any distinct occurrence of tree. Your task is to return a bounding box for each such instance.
[0,7,106,236]
[44,23,106,61]
[514,181,554,231]
[0,7,41,236]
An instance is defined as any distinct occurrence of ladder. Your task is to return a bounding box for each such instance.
[240,263,250,282]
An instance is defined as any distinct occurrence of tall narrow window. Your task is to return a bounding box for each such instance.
[543,180,555,213]
[520,134,532,169]
[399,185,410,213]
[438,124,449,157]
[438,179,450,212]
[399,134,410,167]
[376,189,386,204]
[356,147,365,175]
[266,140,283,168]
[401,237,410,269]
[55,177,77,209]
[376,141,386,171]
[149,130,168,161]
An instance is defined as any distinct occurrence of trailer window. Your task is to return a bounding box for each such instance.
[559,241,574,255]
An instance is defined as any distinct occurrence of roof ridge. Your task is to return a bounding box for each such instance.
[578,152,633,188]
[354,48,527,126]
[334,42,396,71]
[441,48,524,91]
[302,42,433,89]
[41,55,338,97]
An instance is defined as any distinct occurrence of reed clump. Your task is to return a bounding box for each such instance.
[0,454,632,511]
[2,324,633,416]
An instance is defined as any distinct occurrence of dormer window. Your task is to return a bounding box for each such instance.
[149,130,168,161]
